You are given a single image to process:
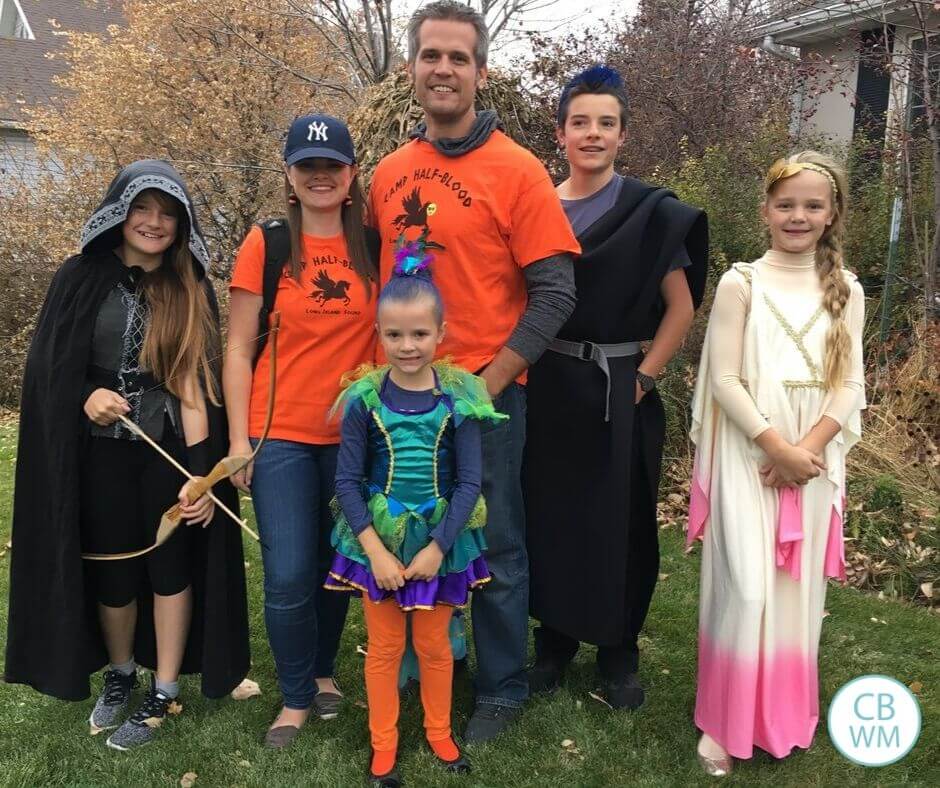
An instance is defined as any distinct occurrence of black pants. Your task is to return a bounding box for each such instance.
[80,431,192,607]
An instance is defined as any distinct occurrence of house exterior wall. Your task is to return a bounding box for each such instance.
[791,37,861,144]
[0,127,43,191]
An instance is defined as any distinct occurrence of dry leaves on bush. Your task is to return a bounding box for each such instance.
[231,678,261,701]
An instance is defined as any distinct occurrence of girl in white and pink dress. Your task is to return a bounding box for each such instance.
[687,152,866,775]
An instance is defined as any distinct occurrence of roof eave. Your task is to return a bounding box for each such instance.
[753,0,909,46]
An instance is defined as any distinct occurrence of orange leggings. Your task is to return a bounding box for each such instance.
[362,599,454,752]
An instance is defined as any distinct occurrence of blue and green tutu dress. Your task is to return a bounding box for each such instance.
[325,362,506,610]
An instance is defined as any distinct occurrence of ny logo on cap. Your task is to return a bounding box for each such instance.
[307,121,329,142]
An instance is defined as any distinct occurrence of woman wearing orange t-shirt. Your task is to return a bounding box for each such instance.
[224,114,377,748]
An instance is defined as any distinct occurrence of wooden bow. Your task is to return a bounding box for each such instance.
[82,312,281,561]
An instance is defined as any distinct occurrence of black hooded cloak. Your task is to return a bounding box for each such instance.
[524,177,707,646]
[4,160,250,700]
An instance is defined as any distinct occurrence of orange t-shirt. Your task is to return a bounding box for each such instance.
[230,226,376,444]
[368,130,580,375]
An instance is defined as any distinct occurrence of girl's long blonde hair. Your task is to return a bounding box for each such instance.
[764,151,851,390]
[137,190,220,406]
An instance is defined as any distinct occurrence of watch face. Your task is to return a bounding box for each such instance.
[638,373,655,392]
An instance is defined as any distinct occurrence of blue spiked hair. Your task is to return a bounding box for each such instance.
[556,65,629,128]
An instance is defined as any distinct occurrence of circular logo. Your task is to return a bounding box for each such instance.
[827,675,921,766]
[426,203,438,216]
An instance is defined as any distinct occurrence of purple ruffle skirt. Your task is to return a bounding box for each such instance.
[325,554,490,610]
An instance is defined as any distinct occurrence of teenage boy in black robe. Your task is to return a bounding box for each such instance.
[524,67,708,709]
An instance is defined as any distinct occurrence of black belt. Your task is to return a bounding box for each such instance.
[86,364,160,396]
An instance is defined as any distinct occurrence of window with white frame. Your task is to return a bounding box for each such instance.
[0,0,34,40]
[908,33,939,129]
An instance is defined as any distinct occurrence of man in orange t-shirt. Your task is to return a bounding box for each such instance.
[369,1,580,743]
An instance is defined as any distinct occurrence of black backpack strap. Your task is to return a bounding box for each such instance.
[253,219,291,367]
[364,226,381,269]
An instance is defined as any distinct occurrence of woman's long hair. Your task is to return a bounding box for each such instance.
[283,172,375,298]
[765,151,851,390]
[137,190,221,405]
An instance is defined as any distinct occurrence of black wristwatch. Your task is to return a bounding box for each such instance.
[636,371,657,393]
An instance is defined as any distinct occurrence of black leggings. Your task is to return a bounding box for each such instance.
[80,431,192,607]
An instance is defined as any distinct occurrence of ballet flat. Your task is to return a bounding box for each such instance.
[697,749,732,777]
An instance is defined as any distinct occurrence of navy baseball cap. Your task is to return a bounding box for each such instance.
[283,114,356,167]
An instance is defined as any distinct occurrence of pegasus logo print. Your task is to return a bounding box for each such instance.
[307,121,329,142]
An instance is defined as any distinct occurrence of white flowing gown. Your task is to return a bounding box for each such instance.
[687,250,865,759]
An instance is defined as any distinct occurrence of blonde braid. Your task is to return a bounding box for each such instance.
[816,223,851,389]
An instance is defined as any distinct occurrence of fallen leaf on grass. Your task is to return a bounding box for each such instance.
[909,681,923,695]
[661,669,670,675]
[237,759,251,768]
[658,573,670,581]
[354,699,368,709]
[920,582,934,600]
[822,610,830,619]
[89,722,105,736]
[560,737,584,760]
[143,716,164,729]
[588,690,613,709]
[231,678,261,701]
[180,772,197,788]
[244,561,251,570]
[356,644,368,656]
[167,700,184,715]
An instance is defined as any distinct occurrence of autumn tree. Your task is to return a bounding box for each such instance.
[0,0,350,404]
[524,0,794,179]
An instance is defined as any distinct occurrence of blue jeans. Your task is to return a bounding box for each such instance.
[250,438,350,709]
[471,383,529,707]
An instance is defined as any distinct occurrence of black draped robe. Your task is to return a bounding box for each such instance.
[4,161,250,700]
[524,176,707,646]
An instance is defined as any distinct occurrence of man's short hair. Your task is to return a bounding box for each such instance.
[407,1,489,68]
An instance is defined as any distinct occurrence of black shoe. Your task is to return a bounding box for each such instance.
[463,703,521,744]
[367,750,402,787]
[527,658,565,695]
[599,673,645,710]
[427,739,472,774]
[398,677,420,698]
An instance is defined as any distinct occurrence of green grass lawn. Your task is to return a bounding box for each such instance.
[0,421,937,786]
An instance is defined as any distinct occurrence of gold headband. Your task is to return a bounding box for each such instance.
[766,161,838,198]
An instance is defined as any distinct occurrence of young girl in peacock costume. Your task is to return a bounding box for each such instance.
[325,238,504,785]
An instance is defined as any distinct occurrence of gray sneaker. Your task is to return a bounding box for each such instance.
[106,677,174,751]
[89,669,138,731]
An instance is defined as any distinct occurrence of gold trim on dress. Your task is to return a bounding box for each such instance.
[371,410,395,495]
[782,379,825,389]
[762,293,825,380]
[432,411,452,499]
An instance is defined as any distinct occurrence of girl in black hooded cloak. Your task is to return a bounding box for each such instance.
[4,160,250,751]
[524,68,708,708]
